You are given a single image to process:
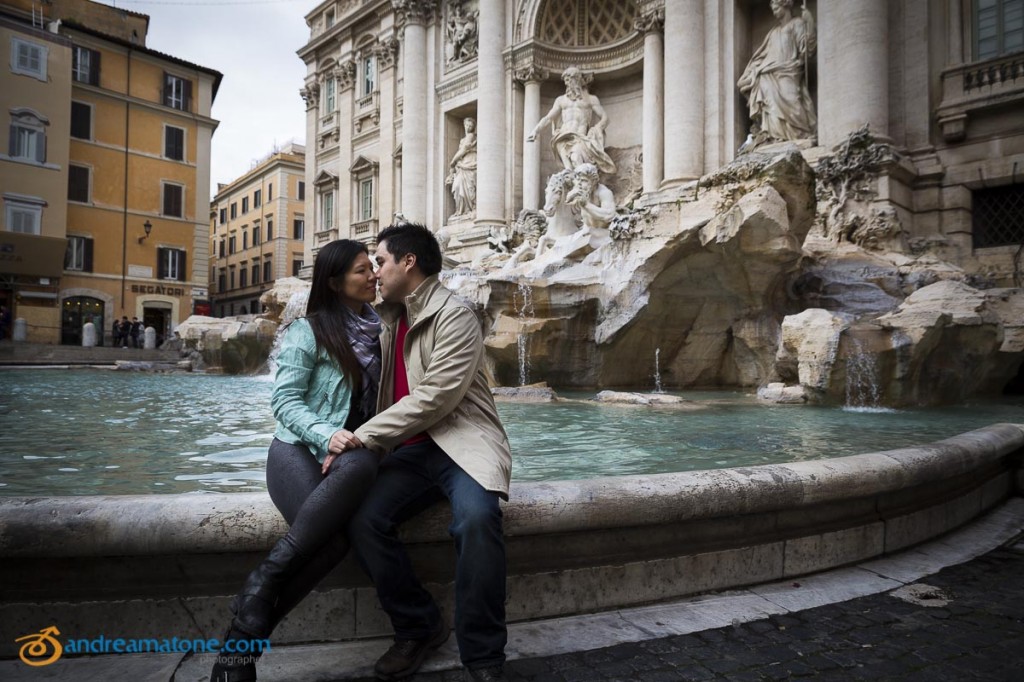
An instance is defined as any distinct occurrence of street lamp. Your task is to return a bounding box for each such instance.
[138,220,153,244]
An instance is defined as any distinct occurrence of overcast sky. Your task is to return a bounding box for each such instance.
[97,0,312,195]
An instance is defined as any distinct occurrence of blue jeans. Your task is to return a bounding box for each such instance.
[348,440,507,668]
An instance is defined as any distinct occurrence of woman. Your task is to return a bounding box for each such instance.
[212,240,381,682]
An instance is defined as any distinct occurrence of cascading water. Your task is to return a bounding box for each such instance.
[653,347,664,393]
[514,280,534,386]
[263,290,311,378]
[844,337,885,411]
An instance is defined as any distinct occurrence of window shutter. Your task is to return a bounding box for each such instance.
[184,79,193,112]
[90,49,100,86]
[37,132,46,163]
[84,238,94,272]
[157,248,168,279]
[162,72,170,107]
[9,126,17,156]
[177,250,187,281]
[64,241,73,269]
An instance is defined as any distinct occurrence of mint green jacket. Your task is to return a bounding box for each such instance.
[271,317,353,463]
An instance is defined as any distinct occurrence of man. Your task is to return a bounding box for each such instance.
[527,66,616,174]
[327,222,511,682]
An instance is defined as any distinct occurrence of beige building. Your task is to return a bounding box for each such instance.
[297,0,1023,282]
[209,143,307,317]
[0,0,220,344]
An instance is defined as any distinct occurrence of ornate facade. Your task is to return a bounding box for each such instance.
[298,0,1024,281]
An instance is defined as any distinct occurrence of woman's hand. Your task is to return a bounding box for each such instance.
[322,429,364,474]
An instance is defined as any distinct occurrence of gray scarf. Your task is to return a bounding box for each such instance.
[342,303,382,421]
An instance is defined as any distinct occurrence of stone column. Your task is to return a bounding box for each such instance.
[375,39,400,229]
[636,9,665,195]
[818,0,889,147]
[475,0,506,227]
[394,1,435,223]
[662,0,704,185]
[516,67,547,211]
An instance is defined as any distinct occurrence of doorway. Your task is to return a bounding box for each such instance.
[62,296,105,346]
[143,305,171,346]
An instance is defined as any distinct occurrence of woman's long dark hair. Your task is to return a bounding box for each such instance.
[305,239,369,383]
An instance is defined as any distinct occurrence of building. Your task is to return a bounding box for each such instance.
[0,0,220,344]
[297,0,1023,282]
[209,143,307,317]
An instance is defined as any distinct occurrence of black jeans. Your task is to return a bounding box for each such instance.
[348,440,507,669]
[263,438,378,623]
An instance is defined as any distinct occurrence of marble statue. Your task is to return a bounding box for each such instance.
[446,117,477,218]
[535,163,615,257]
[445,1,479,64]
[737,0,817,150]
[568,163,616,232]
[527,67,616,174]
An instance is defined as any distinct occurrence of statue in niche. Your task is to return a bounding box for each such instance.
[737,0,817,152]
[527,67,617,175]
[445,117,477,218]
[445,1,479,64]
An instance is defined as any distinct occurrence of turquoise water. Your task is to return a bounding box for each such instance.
[0,368,1021,496]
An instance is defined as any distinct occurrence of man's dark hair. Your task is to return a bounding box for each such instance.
[377,222,442,276]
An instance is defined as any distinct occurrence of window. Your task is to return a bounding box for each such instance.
[162,183,184,218]
[324,78,336,115]
[293,218,304,240]
[292,259,303,276]
[163,73,191,111]
[298,181,305,201]
[9,111,47,163]
[229,235,236,254]
[72,46,100,85]
[219,239,225,257]
[239,268,248,288]
[362,56,376,96]
[267,220,273,241]
[325,9,335,28]
[165,126,185,161]
[268,183,273,201]
[157,247,186,281]
[65,236,94,272]
[242,231,248,250]
[68,165,90,203]
[218,268,226,292]
[322,192,334,228]
[242,197,249,214]
[251,261,260,284]
[263,258,272,282]
[71,102,92,140]
[973,184,1024,247]
[359,178,374,221]
[4,199,42,234]
[976,0,1024,60]
[229,267,236,289]
[254,189,262,208]
[230,202,237,219]
[219,208,227,224]
[11,37,47,81]
[252,226,260,246]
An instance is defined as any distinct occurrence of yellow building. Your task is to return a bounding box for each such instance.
[209,143,307,317]
[0,0,220,345]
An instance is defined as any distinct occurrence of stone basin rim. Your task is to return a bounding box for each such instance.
[2,422,1022,559]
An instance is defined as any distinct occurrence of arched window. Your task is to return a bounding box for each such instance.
[537,0,637,47]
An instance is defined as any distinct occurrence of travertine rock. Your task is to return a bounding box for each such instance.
[175,315,278,375]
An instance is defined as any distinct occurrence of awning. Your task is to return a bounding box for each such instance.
[0,232,67,278]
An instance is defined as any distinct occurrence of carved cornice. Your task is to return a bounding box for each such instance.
[514,65,549,85]
[374,37,401,70]
[634,8,664,35]
[436,69,478,103]
[299,81,320,110]
[392,0,438,29]
[337,59,357,91]
[507,34,645,77]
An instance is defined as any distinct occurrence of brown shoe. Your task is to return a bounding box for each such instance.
[374,622,450,680]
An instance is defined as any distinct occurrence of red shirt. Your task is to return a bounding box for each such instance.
[393,314,430,447]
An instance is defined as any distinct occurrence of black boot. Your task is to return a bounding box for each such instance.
[209,625,260,682]
[231,534,307,638]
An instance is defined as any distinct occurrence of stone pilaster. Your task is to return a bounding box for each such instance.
[474,0,506,227]
[663,0,704,185]
[516,66,548,211]
[393,1,435,222]
[636,9,664,194]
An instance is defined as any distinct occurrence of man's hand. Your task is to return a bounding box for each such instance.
[322,429,364,474]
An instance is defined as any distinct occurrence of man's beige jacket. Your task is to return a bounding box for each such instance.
[353,275,512,498]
